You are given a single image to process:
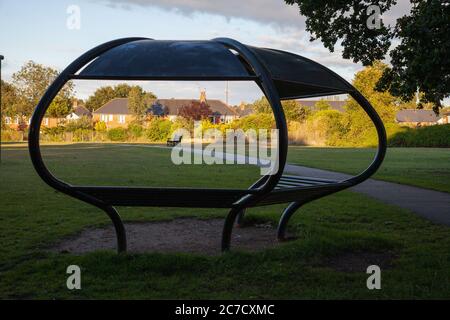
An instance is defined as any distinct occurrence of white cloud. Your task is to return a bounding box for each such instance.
[95,0,306,28]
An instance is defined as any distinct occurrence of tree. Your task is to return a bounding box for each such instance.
[12,61,74,117]
[285,0,450,111]
[376,0,450,112]
[178,101,212,120]
[1,80,19,120]
[85,83,156,112]
[283,100,310,121]
[85,86,117,112]
[251,96,310,122]
[346,61,400,123]
[128,86,156,120]
[314,100,331,111]
[252,96,272,113]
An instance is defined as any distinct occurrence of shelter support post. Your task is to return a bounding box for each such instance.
[277,201,303,241]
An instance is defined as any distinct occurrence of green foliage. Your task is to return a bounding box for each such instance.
[145,118,172,141]
[314,100,331,111]
[127,122,144,140]
[85,86,116,112]
[72,129,92,142]
[284,0,394,65]
[128,86,156,119]
[41,125,65,142]
[1,129,23,142]
[47,96,71,118]
[65,116,92,132]
[251,97,310,122]
[171,117,194,134]
[305,109,346,146]
[284,0,450,112]
[232,113,275,131]
[94,121,107,132]
[252,96,272,114]
[283,100,310,122]
[107,127,128,142]
[12,61,74,116]
[85,84,156,112]
[377,0,450,112]
[1,80,19,121]
[388,124,450,148]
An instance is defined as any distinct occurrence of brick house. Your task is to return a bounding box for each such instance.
[92,98,136,128]
[93,92,237,127]
[395,109,442,127]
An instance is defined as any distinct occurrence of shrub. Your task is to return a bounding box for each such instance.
[66,116,92,132]
[388,124,450,147]
[107,127,128,141]
[1,129,23,142]
[305,110,346,146]
[145,118,172,142]
[94,121,107,132]
[232,113,275,131]
[72,128,92,142]
[41,125,66,142]
[128,122,144,140]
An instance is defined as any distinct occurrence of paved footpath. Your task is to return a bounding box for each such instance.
[284,164,450,226]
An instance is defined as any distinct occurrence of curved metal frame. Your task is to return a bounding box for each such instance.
[28,37,386,254]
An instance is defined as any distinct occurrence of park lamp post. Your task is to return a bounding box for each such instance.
[0,55,4,164]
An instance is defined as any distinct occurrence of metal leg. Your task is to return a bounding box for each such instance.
[236,208,246,227]
[222,206,245,251]
[103,205,127,253]
[277,202,303,241]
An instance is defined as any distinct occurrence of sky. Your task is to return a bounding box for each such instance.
[0,0,412,105]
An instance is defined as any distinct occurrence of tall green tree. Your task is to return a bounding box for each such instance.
[85,83,156,112]
[1,80,18,116]
[252,96,310,121]
[314,100,331,111]
[84,85,120,112]
[284,0,450,111]
[128,86,156,119]
[376,0,450,112]
[12,61,74,117]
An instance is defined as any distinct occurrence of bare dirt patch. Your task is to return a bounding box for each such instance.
[323,251,397,273]
[49,218,281,255]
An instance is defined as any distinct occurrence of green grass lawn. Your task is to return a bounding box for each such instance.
[1,143,450,299]
[287,147,450,193]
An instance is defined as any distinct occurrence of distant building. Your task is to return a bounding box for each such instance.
[92,98,135,128]
[66,101,92,121]
[296,100,347,112]
[150,98,237,123]
[4,115,64,129]
[93,91,237,127]
[395,109,442,127]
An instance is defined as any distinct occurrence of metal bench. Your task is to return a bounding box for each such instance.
[28,37,386,253]
[167,134,182,147]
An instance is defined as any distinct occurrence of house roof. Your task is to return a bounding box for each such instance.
[297,100,346,112]
[73,105,92,117]
[93,98,130,115]
[155,98,237,116]
[94,97,237,116]
[396,109,440,123]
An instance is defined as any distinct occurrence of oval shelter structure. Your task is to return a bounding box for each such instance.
[29,38,386,253]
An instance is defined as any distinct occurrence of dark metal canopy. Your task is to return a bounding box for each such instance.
[77,39,352,99]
